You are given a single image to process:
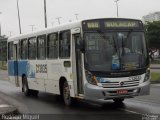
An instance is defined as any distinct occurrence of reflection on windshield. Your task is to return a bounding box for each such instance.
[84,32,147,71]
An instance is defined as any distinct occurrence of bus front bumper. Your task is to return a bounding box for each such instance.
[84,81,150,101]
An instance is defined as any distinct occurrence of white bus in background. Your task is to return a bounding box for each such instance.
[8,18,150,106]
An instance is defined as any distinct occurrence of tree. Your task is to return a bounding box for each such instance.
[0,36,7,61]
[145,21,160,48]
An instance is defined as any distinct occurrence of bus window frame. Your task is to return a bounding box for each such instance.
[20,38,28,60]
[59,30,71,59]
[47,32,59,59]
[28,37,37,60]
[8,42,14,60]
[37,34,46,60]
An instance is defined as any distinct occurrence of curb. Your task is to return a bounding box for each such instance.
[151,84,160,86]
[0,105,18,115]
[151,81,160,84]
[150,67,160,69]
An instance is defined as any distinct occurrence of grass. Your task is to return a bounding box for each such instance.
[151,72,160,83]
[0,66,7,70]
[0,61,7,70]
[150,59,160,64]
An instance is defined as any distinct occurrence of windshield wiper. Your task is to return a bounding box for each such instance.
[112,36,122,70]
[113,36,119,56]
[121,30,133,55]
[114,35,122,59]
[121,36,125,56]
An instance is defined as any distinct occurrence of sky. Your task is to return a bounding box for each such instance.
[0,0,160,36]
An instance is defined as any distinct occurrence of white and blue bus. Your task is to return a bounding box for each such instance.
[8,18,150,106]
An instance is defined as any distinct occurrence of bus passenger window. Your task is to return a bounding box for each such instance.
[18,41,21,59]
[37,35,46,60]
[28,37,37,60]
[8,42,14,60]
[21,39,28,59]
[59,30,70,58]
[47,33,58,59]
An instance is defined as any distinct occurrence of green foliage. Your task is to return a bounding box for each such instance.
[150,59,160,64]
[0,61,7,70]
[151,72,160,83]
[145,21,160,48]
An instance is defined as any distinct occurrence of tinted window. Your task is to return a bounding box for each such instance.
[47,33,58,59]
[28,37,36,59]
[8,42,14,60]
[21,39,28,59]
[37,35,46,59]
[59,30,70,58]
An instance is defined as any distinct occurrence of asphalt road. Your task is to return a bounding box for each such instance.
[0,70,160,120]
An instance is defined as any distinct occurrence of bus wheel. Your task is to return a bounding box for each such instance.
[63,81,72,106]
[22,76,31,96]
[113,98,124,104]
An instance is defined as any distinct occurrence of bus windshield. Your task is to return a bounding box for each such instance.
[84,31,148,72]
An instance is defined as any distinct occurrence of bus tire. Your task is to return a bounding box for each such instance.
[22,76,31,96]
[31,90,39,97]
[62,81,73,106]
[113,98,124,104]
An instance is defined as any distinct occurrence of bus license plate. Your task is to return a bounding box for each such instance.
[117,90,128,94]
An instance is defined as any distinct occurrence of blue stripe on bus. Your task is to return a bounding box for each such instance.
[8,60,35,78]
[8,61,18,76]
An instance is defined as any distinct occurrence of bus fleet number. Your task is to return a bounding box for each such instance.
[36,64,47,73]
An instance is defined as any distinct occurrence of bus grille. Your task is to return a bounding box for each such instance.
[102,80,140,88]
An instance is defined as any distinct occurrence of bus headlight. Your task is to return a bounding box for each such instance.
[143,68,150,82]
[86,72,98,86]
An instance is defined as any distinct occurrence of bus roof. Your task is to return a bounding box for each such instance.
[8,20,82,42]
[8,18,142,42]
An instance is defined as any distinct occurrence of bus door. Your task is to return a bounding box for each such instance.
[72,28,84,95]
[13,41,19,87]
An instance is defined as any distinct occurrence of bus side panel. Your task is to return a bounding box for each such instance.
[17,60,39,91]
[17,61,28,77]
[34,60,46,92]
[8,60,17,76]
[46,59,75,97]
[8,60,17,85]
[16,60,28,88]
[59,59,75,97]
[46,60,61,94]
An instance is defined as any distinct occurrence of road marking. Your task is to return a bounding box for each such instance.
[126,98,160,107]
[119,108,142,115]
[0,104,11,108]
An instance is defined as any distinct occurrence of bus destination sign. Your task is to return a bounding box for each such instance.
[82,19,142,31]
[105,21,139,28]
[86,22,100,29]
